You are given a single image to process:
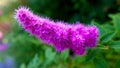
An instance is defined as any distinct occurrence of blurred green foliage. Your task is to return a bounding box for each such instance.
[2,0,120,68]
[26,0,119,23]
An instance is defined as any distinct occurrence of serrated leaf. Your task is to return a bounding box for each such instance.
[91,20,107,36]
[100,31,115,43]
[60,50,69,61]
[19,63,26,68]
[110,41,120,52]
[102,24,115,32]
[85,49,98,61]
[94,58,109,68]
[110,41,120,49]
[73,56,85,63]
[27,54,40,68]
[45,48,56,64]
[109,14,120,38]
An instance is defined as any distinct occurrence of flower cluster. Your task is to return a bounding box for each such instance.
[0,44,7,51]
[15,7,99,55]
[0,31,3,40]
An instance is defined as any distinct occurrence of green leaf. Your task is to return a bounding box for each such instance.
[85,49,98,61]
[27,54,41,68]
[91,20,106,37]
[109,14,120,38]
[20,63,26,68]
[94,58,109,68]
[110,41,120,52]
[60,50,69,61]
[45,48,56,64]
[102,24,115,32]
[110,41,120,49]
[73,56,85,63]
[100,31,115,43]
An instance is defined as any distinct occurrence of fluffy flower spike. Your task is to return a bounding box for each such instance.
[15,7,99,56]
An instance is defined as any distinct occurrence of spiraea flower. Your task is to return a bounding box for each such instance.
[15,7,99,55]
